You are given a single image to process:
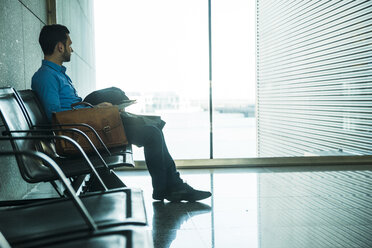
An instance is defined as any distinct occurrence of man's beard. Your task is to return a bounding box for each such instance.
[62,50,71,62]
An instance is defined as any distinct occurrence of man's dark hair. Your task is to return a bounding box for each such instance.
[39,24,70,55]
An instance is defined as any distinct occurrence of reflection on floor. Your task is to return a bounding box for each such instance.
[118,166,372,248]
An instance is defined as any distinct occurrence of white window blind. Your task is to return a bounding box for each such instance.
[256,0,372,156]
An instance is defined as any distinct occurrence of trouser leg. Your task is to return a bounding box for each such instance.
[124,125,183,193]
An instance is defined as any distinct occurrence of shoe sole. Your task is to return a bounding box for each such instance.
[166,193,211,202]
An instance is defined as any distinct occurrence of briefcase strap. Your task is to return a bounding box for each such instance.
[71,102,94,109]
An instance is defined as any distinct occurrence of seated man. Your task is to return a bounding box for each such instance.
[32,24,211,202]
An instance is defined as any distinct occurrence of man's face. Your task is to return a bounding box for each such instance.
[62,34,73,62]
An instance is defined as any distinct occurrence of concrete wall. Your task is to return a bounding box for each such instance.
[0,0,95,200]
[0,0,46,90]
[56,0,96,97]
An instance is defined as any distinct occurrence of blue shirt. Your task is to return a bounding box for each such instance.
[32,60,84,121]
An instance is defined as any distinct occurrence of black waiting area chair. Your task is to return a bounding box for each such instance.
[18,88,136,191]
[0,87,136,198]
[0,150,151,248]
[0,87,152,247]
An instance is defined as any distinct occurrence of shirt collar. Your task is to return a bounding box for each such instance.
[42,59,67,74]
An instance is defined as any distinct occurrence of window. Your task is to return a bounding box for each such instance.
[212,0,256,158]
[95,0,256,160]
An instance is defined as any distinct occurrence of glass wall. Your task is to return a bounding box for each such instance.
[94,0,256,160]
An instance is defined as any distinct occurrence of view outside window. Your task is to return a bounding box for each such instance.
[212,0,256,158]
[94,0,256,160]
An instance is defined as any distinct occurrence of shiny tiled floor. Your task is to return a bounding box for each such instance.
[118,166,372,248]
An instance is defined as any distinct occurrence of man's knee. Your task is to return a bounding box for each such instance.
[142,125,163,146]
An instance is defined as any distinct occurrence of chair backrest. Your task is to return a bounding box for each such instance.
[17,89,58,155]
[0,87,56,183]
[17,89,50,127]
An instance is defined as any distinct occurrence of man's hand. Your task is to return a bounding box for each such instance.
[95,102,113,108]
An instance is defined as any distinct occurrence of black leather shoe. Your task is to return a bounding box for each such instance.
[152,191,166,201]
[165,183,212,202]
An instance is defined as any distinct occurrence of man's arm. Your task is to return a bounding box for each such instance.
[31,72,61,121]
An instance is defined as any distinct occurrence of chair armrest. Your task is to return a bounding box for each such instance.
[3,128,109,170]
[0,150,98,231]
[12,89,111,155]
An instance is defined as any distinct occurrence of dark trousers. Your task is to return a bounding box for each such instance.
[123,124,183,193]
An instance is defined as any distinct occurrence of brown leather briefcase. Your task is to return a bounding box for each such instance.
[52,103,128,155]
